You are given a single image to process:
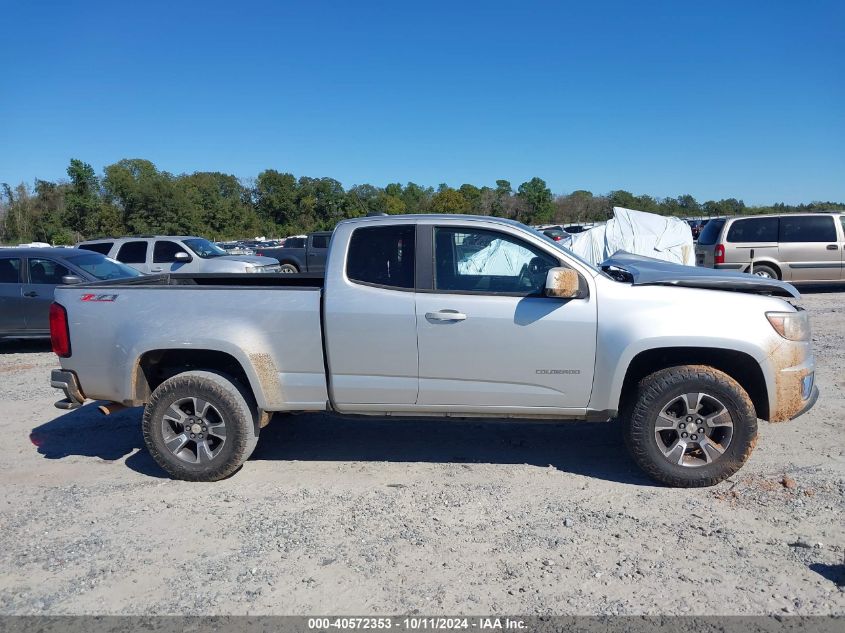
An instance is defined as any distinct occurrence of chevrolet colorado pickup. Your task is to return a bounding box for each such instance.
[49,214,818,486]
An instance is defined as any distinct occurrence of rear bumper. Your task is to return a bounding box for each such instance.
[51,369,86,410]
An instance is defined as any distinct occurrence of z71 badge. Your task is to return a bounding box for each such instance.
[80,293,118,302]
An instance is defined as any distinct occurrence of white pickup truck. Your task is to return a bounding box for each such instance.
[50,214,817,486]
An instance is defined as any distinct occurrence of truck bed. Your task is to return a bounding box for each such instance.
[54,274,330,411]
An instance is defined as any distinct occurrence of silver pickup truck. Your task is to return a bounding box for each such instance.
[49,214,818,486]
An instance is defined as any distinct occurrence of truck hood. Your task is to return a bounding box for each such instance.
[600,251,800,298]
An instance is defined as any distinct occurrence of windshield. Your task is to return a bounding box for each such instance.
[183,238,228,259]
[66,253,142,280]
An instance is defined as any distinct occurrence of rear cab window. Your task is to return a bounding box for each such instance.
[346,225,415,290]
[696,219,725,245]
[726,217,778,243]
[116,241,149,264]
[0,258,22,283]
[779,215,837,242]
[78,242,114,255]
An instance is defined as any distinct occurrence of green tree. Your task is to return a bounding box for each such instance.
[103,159,194,234]
[254,170,298,227]
[517,177,553,223]
[64,159,101,239]
[431,187,469,214]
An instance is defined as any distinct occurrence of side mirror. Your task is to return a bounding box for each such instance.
[61,275,83,285]
[174,252,191,262]
[545,267,585,299]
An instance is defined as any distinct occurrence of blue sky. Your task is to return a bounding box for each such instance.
[1,0,843,204]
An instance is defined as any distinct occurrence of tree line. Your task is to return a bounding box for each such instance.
[2,158,843,245]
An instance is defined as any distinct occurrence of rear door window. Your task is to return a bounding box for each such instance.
[116,241,148,264]
[779,215,837,242]
[726,217,778,243]
[696,219,725,245]
[346,225,415,289]
[77,242,113,255]
[0,257,21,283]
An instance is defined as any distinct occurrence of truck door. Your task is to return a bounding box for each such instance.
[415,226,597,410]
[323,224,418,405]
[307,233,329,273]
[114,240,150,274]
[151,240,194,273]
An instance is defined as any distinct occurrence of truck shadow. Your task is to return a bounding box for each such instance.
[29,403,166,478]
[254,412,654,486]
[31,407,654,486]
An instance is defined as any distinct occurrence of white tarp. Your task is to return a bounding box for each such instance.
[563,207,694,266]
[458,238,536,276]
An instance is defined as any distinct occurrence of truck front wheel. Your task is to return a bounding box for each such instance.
[622,365,758,487]
[142,371,260,481]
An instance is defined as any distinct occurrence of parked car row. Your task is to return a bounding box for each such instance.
[3,212,844,343]
[77,236,281,274]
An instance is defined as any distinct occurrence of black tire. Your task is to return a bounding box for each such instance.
[278,263,298,273]
[142,370,260,481]
[749,264,779,280]
[622,365,758,487]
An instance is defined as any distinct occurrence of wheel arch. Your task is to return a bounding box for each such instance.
[618,347,770,421]
[131,348,276,414]
[742,260,782,279]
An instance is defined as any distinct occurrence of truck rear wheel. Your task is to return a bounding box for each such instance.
[142,371,259,481]
[622,365,757,487]
[278,263,298,273]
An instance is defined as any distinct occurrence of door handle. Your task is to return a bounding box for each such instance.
[23,291,38,298]
[826,244,839,250]
[425,310,467,322]
[151,267,163,272]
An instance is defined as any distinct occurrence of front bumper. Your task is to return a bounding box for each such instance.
[51,369,86,410]
[791,384,819,421]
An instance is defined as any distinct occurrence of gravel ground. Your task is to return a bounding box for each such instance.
[0,290,843,616]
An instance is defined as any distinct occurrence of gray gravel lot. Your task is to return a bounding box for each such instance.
[0,290,843,615]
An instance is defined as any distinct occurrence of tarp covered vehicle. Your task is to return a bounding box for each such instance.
[562,207,695,266]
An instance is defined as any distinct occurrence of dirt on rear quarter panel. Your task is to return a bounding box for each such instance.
[248,352,284,410]
[766,339,809,423]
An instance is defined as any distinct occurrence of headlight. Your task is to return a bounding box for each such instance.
[244,265,260,273]
[766,310,811,341]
